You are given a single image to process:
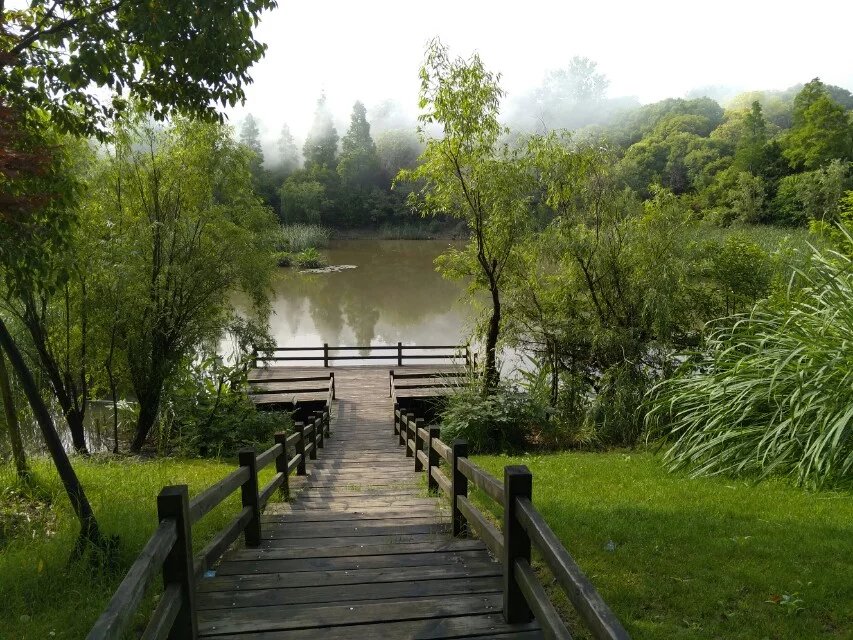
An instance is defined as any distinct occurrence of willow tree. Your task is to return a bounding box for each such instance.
[399,40,532,390]
[98,117,277,452]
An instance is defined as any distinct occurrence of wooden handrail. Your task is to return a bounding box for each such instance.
[515,496,630,639]
[86,519,178,639]
[255,343,468,368]
[514,558,572,640]
[89,400,336,639]
[395,404,630,640]
[188,467,250,525]
[140,582,183,640]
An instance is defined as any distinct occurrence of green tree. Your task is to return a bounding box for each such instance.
[338,101,381,189]
[733,101,768,174]
[784,79,853,170]
[399,41,532,390]
[94,116,277,452]
[240,113,264,161]
[277,122,300,175]
[0,0,275,550]
[0,106,103,547]
[1,0,276,140]
[303,93,339,169]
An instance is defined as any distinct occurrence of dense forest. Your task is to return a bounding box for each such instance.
[244,59,853,235]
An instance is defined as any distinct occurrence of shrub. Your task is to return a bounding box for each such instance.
[647,230,853,487]
[274,251,292,267]
[294,247,327,269]
[160,357,292,458]
[440,384,545,454]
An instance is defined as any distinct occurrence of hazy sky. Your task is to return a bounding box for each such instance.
[229,0,853,146]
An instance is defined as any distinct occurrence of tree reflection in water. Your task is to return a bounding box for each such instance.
[267,240,473,348]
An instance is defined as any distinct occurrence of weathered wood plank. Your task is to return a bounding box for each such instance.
[214,549,490,576]
[203,615,542,639]
[197,592,506,635]
[197,575,502,610]
[197,559,502,593]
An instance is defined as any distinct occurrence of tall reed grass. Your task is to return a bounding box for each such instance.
[277,224,331,252]
[648,231,853,488]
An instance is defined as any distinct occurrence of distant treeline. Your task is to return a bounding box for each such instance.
[240,60,853,232]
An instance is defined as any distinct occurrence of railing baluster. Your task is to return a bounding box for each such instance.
[427,426,441,493]
[238,449,261,547]
[504,465,533,623]
[397,341,402,366]
[274,432,289,498]
[316,412,324,449]
[451,439,468,537]
[393,401,400,435]
[414,418,425,471]
[157,485,198,639]
[405,413,413,458]
[295,422,307,475]
[323,342,329,367]
[399,409,407,447]
[308,417,318,460]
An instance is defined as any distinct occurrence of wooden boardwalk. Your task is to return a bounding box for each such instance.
[196,366,542,638]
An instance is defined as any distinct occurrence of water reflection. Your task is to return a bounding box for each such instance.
[267,240,475,348]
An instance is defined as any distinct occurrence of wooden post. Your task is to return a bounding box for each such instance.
[405,413,413,458]
[238,449,261,547]
[308,417,318,460]
[398,410,407,447]
[157,485,198,639]
[274,432,289,498]
[414,418,425,472]
[427,426,440,493]
[451,439,468,537]
[397,341,402,367]
[389,369,394,397]
[393,402,400,435]
[295,422,306,475]
[323,408,331,438]
[503,465,533,623]
[465,345,470,367]
[315,413,324,449]
[323,343,329,367]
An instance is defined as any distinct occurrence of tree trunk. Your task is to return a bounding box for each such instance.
[66,408,88,453]
[131,389,161,453]
[549,341,559,408]
[0,350,29,481]
[483,283,501,393]
[0,317,102,546]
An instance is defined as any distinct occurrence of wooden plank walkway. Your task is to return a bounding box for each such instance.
[197,366,542,638]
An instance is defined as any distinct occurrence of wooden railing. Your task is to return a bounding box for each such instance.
[248,371,336,406]
[86,410,332,640]
[393,407,631,640]
[389,368,467,399]
[254,343,470,367]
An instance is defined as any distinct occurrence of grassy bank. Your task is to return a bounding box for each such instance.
[471,451,852,639]
[0,456,282,639]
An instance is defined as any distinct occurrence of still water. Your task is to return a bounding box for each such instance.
[266,240,475,348]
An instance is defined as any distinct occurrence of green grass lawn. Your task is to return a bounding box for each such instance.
[0,456,282,640]
[471,451,852,640]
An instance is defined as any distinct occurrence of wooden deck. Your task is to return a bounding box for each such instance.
[198,366,542,638]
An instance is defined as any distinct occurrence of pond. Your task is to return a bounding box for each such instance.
[265,240,476,349]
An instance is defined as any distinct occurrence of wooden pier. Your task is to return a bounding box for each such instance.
[198,365,539,638]
[88,353,628,640]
